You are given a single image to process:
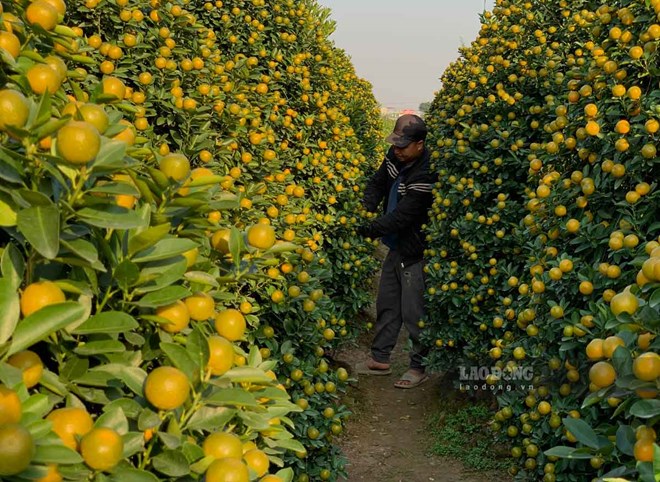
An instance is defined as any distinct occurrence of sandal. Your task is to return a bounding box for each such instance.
[355,360,392,376]
[394,370,429,389]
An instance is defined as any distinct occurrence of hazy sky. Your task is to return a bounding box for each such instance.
[316,0,496,110]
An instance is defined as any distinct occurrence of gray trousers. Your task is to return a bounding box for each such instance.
[371,250,427,371]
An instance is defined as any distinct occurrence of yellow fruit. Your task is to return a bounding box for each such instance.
[247,224,276,250]
[144,366,190,410]
[636,426,657,441]
[211,229,231,254]
[184,293,215,321]
[205,457,249,482]
[579,281,593,295]
[214,309,246,341]
[57,121,101,165]
[638,333,655,350]
[641,257,660,281]
[46,407,93,450]
[113,120,136,145]
[0,424,35,476]
[632,352,660,382]
[78,103,109,134]
[20,280,65,317]
[634,439,654,462]
[44,55,67,82]
[80,427,124,471]
[207,335,234,376]
[156,300,190,333]
[204,432,243,459]
[0,385,21,424]
[159,153,190,181]
[589,361,616,388]
[8,350,44,388]
[610,289,639,316]
[101,76,126,99]
[260,476,284,482]
[35,464,63,482]
[27,64,61,94]
[243,449,269,477]
[585,339,604,360]
[0,31,21,59]
[602,336,625,358]
[0,89,29,131]
[26,1,59,31]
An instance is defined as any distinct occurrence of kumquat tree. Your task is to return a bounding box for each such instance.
[422,0,660,481]
[0,0,383,481]
[3,0,659,481]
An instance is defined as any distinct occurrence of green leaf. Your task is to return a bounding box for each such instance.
[72,311,138,335]
[184,406,235,432]
[562,417,600,449]
[39,369,67,397]
[91,140,127,170]
[616,425,635,456]
[77,206,144,229]
[16,205,60,259]
[127,223,171,258]
[132,238,198,263]
[649,288,660,309]
[138,409,161,431]
[229,227,243,266]
[160,343,198,381]
[110,468,160,482]
[1,244,24,291]
[133,286,191,308]
[654,444,660,479]
[266,242,298,254]
[60,238,101,267]
[21,394,51,419]
[95,406,129,433]
[0,199,17,226]
[74,340,126,356]
[221,367,273,384]
[114,259,140,292]
[152,450,190,477]
[187,174,224,187]
[629,399,660,419]
[0,278,20,345]
[543,445,593,459]
[32,444,83,464]
[156,431,181,449]
[134,257,187,293]
[275,468,295,482]
[612,345,633,378]
[8,302,86,356]
[33,92,52,127]
[184,271,220,287]
[205,387,260,407]
[270,438,305,452]
[186,327,208,369]
[92,364,147,395]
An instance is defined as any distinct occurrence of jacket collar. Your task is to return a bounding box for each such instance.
[386,146,429,175]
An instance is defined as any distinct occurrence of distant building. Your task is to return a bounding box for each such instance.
[380,106,423,119]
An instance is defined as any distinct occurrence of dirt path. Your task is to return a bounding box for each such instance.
[333,245,506,482]
[335,336,499,482]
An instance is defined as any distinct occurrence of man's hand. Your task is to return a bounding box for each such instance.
[356,223,373,238]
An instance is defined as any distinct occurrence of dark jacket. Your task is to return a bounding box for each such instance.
[362,146,434,266]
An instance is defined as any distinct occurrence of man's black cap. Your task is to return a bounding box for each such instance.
[386,114,428,148]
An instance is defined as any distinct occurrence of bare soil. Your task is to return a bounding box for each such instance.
[334,334,503,482]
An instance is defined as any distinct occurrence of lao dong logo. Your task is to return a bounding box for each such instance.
[458,365,534,392]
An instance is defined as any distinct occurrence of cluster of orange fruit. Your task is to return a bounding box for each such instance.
[0,0,386,480]
[422,0,659,479]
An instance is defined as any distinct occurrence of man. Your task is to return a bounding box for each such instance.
[356,114,434,389]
